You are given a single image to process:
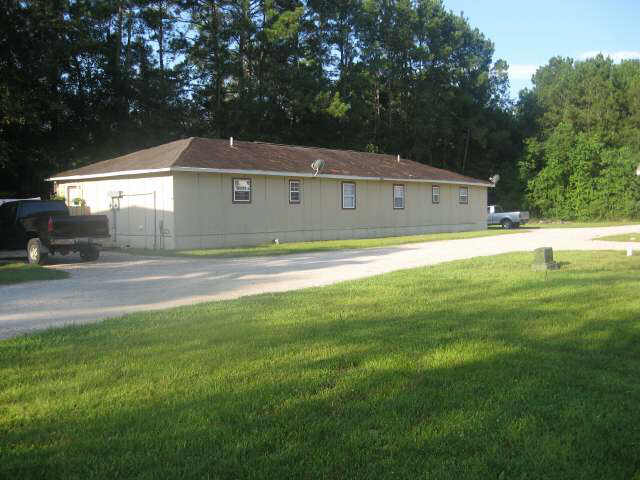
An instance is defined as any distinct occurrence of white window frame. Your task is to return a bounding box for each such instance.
[342,182,356,209]
[289,179,302,204]
[233,178,252,203]
[67,186,80,206]
[393,184,405,209]
[459,186,469,204]
[432,185,440,204]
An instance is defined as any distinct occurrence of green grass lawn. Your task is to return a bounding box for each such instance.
[527,219,640,228]
[595,233,640,242]
[117,228,525,258]
[2,251,640,479]
[0,262,69,285]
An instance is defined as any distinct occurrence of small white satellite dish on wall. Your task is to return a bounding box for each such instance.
[489,174,500,185]
[311,159,325,176]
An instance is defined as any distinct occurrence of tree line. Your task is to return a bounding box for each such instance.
[518,56,640,219]
[2,1,639,219]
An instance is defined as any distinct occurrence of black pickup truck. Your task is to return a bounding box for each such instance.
[0,200,110,264]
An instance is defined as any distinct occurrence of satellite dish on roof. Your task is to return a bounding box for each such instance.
[311,159,325,176]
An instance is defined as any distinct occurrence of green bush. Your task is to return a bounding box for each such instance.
[518,56,640,220]
[522,124,640,220]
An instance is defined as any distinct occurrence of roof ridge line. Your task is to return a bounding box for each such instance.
[215,138,405,161]
[184,137,487,184]
[171,136,196,167]
[49,136,492,186]
[228,139,482,181]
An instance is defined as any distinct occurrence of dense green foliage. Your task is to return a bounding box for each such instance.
[1,0,519,205]
[518,56,640,219]
[3,251,640,478]
[4,2,640,217]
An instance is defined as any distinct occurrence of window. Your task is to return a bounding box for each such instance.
[432,185,440,204]
[67,186,79,206]
[393,184,405,209]
[233,178,252,203]
[459,187,469,204]
[342,182,356,209]
[289,179,302,204]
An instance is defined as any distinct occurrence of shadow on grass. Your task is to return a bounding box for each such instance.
[2,252,640,479]
[0,263,69,285]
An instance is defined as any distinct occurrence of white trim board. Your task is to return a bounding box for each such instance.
[47,168,172,181]
[48,166,492,187]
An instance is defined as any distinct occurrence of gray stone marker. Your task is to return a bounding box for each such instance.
[532,247,559,271]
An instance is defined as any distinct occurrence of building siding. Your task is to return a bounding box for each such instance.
[55,174,175,250]
[172,172,487,249]
[55,172,487,251]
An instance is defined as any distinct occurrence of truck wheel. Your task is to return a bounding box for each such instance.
[79,246,100,262]
[501,218,513,229]
[27,238,49,265]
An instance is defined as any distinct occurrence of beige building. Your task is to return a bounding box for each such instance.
[48,138,492,250]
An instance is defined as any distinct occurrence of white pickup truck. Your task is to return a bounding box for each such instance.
[487,205,529,229]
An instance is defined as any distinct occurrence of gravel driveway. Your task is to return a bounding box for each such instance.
[2,225,640,339]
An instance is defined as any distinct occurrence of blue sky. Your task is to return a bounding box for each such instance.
[443,0,640,98]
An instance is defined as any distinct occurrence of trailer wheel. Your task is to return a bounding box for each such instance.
[27,238,49,265]
[79,246,100,262]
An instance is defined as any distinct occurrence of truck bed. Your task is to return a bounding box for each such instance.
[50,215,110,239]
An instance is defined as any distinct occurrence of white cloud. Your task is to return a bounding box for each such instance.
[579,50,640,62]
[508,64,538,80]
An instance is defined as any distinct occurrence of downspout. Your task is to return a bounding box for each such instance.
[113,207,117,244]
[153,191,157,250]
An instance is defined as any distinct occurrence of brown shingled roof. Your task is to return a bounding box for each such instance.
[50,137,491,186]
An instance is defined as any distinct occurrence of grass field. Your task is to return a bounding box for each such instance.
[0,262,69,285]
[595,233,640,242]
[527,219,640,229]
[2,251,640,479]
[116,228,525,258]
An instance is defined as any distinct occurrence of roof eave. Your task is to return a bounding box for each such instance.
[48,166,492,187]
[47,167,173,181]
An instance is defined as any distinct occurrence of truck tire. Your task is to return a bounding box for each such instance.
[79,246,100,262]
[501,218,513,229]
[27,238,49,265]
